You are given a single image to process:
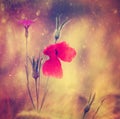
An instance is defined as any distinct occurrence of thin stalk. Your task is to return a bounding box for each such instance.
[37,58,42,109]
[25,65,35,109]
[39,77,49,111]
[81,93,95,119]
[25,28,35,109]
[81,113,86,119]
[35,79,39,110]
[81,105,90,119]
[92,99,105,119]
[25,28,29,66]
[37,76,40,109]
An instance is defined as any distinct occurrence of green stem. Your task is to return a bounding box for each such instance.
[92,99,105,119]
[81,113,86,119]
[25,29,35,109]
[37,58,42,109]
[25,65,35,109]
[39,77,49,111]
[37,76,40,110]
[35,79,39,110]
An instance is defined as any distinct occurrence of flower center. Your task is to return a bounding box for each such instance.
[55,49,58,56]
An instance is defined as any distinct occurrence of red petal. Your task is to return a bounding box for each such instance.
[42,58,63,78]
[56,42,76,62]
[43,44,56,58]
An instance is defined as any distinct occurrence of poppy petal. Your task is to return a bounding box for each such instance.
[43,44,56,58]
[56,42,76,62]
[42,58,63,78]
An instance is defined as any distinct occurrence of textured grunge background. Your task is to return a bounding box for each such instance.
[0,0,120,119]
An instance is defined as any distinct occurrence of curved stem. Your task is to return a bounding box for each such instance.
[92,98,105,119]
[81,113,86,119]
[39,77,49,111]
[37,58,42,109]
[35,79,39,110]
[25,29,35,109]
[25,65,35,109]
[37,76,40,109]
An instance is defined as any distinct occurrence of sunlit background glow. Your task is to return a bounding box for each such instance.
[0,0,120,119]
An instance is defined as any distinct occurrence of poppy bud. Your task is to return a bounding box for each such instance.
[55,30,60,41]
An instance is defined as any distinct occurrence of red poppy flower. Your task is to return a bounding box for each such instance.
[42,41,76,78]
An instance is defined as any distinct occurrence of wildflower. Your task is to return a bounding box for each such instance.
[31,57,40,80]
[42,41,76,78]
[19,19,34,38]
[19,19,34,29]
